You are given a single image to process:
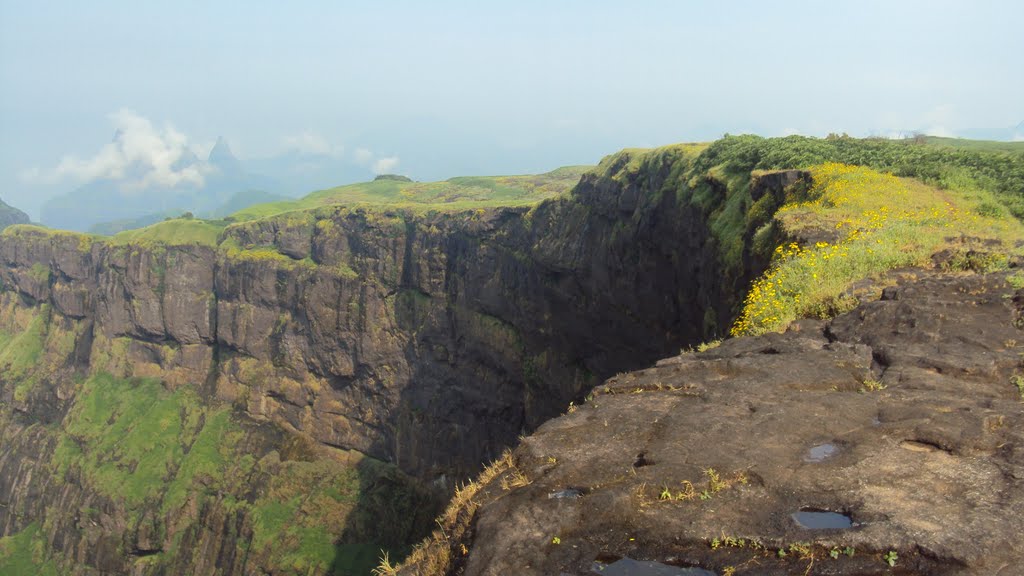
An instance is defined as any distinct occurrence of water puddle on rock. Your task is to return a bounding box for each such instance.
[791,509,853,529]
[591,556,716,575]
[804,442,839,462]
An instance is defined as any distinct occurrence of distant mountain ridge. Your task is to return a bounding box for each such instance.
[39,134,280,232]
[0,198,30,231]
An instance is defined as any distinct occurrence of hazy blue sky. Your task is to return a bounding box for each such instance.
[1,0,1022,218]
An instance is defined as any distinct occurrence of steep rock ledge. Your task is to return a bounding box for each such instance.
[425,270,1024,575]
[1,149,778,480]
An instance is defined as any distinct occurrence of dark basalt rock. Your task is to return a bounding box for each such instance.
[374,174,413,182]
[448,271,1024,575]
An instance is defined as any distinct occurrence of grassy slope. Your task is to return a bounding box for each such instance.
[1,166,590,252]
[920,135,1024,154]
[589,136,1024,335]
[229,165,591,221]
[108,218,230,247]
[733,163,1024,335]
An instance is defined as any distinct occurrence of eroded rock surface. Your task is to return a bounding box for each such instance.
[454,271,1024,575]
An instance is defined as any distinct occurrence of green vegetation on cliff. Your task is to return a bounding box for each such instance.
[56,373,228,508]
[0,224,98,251]
[41,371,432,575]
[692,134,1024,216]
[229,165,590,221]
[733,162,1023,335]
[0,523,60,576]
[584,135,1024,336]
[108,217,228,248]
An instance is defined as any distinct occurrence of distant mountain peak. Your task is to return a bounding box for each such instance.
[209,136,242,173]
[209,136,236,162]
[0,196,31,230]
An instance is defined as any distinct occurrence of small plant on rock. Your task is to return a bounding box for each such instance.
[372,553,399,576]
[1008,271,1024,290]
[1011,374,1024,399]
[861,378,887,392]
[883,550,898,567]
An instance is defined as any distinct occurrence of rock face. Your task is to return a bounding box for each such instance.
[2,149,757,481]
[0,149,788,573]
[446,270,1024,575]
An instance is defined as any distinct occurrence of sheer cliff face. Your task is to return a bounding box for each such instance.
[3,158,744,478]
[0,150,770,574]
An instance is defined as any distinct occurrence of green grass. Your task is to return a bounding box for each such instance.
[0,523,60,576]
[38,369,431,575]
[920,136,1024,154]
[160,408,236,514]
[250,460,363,573]
[690,134,1024,218]
[53,372,242,518]
[0,224,98,251]
[61,374,192,507]
[27,263,50,283]
[219,238,317,269]
[229,166,591,221]
[0,306,49,402]
[108,217,227,247]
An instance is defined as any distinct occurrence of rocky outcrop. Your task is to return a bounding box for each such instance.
[438,270,1024,575]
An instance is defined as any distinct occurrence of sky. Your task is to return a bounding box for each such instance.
[1,0,1022,219]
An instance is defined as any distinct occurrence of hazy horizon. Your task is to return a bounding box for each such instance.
[2,0,1022,220]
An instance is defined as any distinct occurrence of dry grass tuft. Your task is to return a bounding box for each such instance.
[382,449,528,575]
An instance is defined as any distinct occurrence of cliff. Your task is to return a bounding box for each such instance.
[0,143,776,574]
[388,138,1024,575]
[413,268,1024,575]
[2,135,1023,575]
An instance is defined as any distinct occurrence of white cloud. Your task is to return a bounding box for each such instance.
[351,146,400,175]
[24,109,208,189]
[921,104,956,138]
[1013,133,1024,142]
[372,156,400,174]
[282,130,344,157]
[353,147,373,165]
[922,125,955,138]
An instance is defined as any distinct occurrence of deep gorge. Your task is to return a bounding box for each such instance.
[0,145,788,574]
